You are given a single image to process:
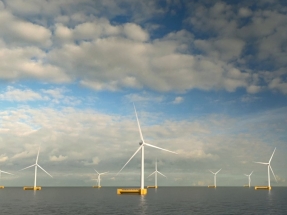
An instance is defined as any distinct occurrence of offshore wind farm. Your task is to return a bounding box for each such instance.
[0,0,287,214]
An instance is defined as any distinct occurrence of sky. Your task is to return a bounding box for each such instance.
[0,0,287,187]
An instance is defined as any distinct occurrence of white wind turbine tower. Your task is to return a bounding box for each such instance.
[93,169,108,188]
[147,159,166,188]
[254,147,277,190]
[0,169,14,189]
[208,169,221,188]
[116,105,177,195]
[19,146,53,190]
[244,171,253,187]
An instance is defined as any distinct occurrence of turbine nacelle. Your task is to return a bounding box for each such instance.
[139,141,143,146]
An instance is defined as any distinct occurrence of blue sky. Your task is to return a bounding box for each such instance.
[0,0,286,187]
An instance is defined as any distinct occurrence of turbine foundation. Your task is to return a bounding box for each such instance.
[255,186,271,190]
[147,186,157,188]
[117,188,147,195]
[208,185,216,188]
[0,186,4,189]
[93,186,101,188]
[23,186,42,190]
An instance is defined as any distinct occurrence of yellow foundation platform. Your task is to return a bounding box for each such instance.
[93,186,101,188]
[255,186,271,190]
[117,188,147,195]
[0,186,4,189]
[147,186,157,188]
[208,185,216,188]
[23,186,42,190]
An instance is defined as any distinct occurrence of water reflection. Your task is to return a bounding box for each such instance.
[138,195,147,215]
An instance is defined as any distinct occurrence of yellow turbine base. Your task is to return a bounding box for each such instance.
[0,186,4,189]
[208,185,216,188]
[93,186,101,188]
[147,186,157,188]
[255,186,271,190]
[23,186,42,190]
[117,188,147,195]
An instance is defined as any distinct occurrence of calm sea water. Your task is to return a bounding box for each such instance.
[0,187,286,214]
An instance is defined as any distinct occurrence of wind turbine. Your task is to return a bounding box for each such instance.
[93,169,108,188]
[0,169,13,188]
[244,171,253,187]
[116,104,177,195]
[19,146,52,190]
[254,147,277,189]
[147,159,166,188]
[208,169,221,188]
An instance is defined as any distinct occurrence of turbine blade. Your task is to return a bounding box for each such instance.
[100,172,109,175]
[269,165,277,182]
[144,143,178,154]
[19,164,36,171]
[155,159,157,171]
[215,169,221,174]
[36,145,41,164]
[157,171,167,178]
[269,148,276,163]
[244,174,248,176]
[37,164,53,178]
[116,145,142,176]
[0,170,13,175]
[250,171,253,176]
[94,169,99,174]
[254,161,269,165]
[133,104,144,142]
[209,170,215,174]
[147,171,156,178]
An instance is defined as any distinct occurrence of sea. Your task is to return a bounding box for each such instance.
[0,187,286,214]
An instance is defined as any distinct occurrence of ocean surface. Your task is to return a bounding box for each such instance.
[0,187,286,214]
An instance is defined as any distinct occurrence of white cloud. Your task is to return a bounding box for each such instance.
[42,88,66,100]
[125,92,164,103]
[0,46,70,82]
[123,23,149,41]
[172,96,184,104]
[0,10,51,46]
[0,86,43,101]
[0,103,286,185]
[0,154,8,162]
[0,1,285,94]
[50,155,67,162]
[269,78,287,94]
[238,7,252,17]
[92,157,100,165]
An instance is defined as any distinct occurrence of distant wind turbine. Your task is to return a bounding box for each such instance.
[147,159,166,188]
[94,169,108,188]
[19,146,52,190]
[244,171,253,187]
[209,169,221,188]
[254,147,277,189]
[116,104,177,194]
